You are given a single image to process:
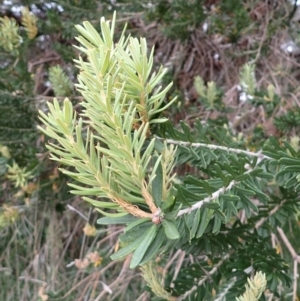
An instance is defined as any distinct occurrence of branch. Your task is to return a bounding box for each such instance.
[255,199,287,229]
[293,260,298,301]
[161,134,270,218]
[214,278,236,301]
[177,178,236,217]
[277,226,300,301]
[176,253,231,301]
[157,137,271,161]
[277,227,300,263]
[176,157,261,216]
[67,204,88,221]
[249,6,272,65]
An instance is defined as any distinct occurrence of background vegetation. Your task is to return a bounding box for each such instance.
[0,0,300,300]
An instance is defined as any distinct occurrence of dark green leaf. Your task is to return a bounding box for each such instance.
[212,215,222,234]
[124,218,151,232]
[111,234,144,260]
[180,121,194,142]
[162,219,180,240]
[279,157,300,165]
[130,224,158,268]
[152,156,163,207]
[235,173,250,181]
[284,166,300,172]
[235,186,256,196]
[202,201,220,210]
[164,204,182,220]
[196,208,212,238]
[161,195,175,211]
[222,194,240,202]
[227,201,238,216]
[120,222,152,244]
[214,163,227,182]
[190,211,200,239]
[139,226,165,265]
[176,185,204,202]
[214,209,226,222]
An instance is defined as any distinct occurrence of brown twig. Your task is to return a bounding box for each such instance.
[277,226,300,301]
[277,227,300,262]
[67,204,88,221]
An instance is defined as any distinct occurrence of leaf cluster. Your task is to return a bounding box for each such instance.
[48,65,73,97]
[39,13,179,268]
[274,108,300,133]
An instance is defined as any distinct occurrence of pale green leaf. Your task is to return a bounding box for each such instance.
[97,215,138,225]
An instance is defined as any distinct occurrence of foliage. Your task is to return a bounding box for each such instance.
[21,6,38,40]
[146,0,206,40]
[236,272,267,301]
[48,65,73,97]
[39,12,300,301]
[194,76,224,111]
[39,13,177,268]
[274,109,300,133]
[1,1,300,300]
[0,16,21,53]
[144,0,250,41]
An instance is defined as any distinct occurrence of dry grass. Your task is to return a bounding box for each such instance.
[0,197,146,301]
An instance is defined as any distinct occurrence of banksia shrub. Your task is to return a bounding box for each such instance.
[39,12,299,300]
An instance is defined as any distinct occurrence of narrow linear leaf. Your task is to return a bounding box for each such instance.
[214,209,226,222]
[212,215,222,234]
[152,156,163,207]
[130,224,158,268]
[124,218,151,232]
[139,226,165,265]
[119,222,152,244]
[202,201,220,210]
[83,197,120,209]
[97,215,138,225]
[95,208,128,218]
[196,208,213,238]
[111,234,144,260]
[190,211,200,240]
